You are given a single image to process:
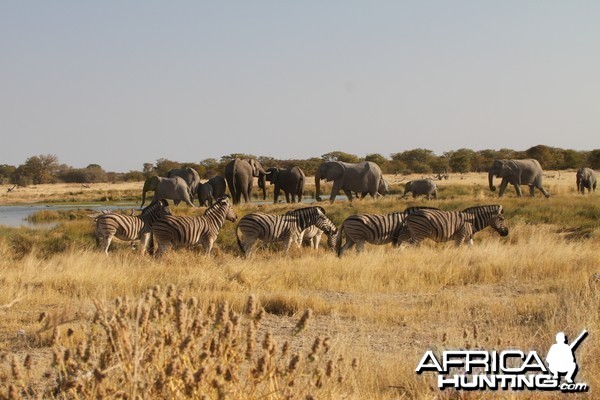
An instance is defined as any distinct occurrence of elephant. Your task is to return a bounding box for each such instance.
[488,159,550,198]
[262,166,305,203]
[141,176,195,207]
[197,176,227,206]
[225,159,270,204]
[314,161,383,203]
[356,176,389,199]
[167,167,201,201]
[576,168,596,194]
[403,179,437,200]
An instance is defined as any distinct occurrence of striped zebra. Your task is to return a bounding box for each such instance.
[236,206,337,256]
[151,197,237,257]
[400,205,508,246]
[336,207,438,256]
[94,199,171,255]
[299,225,338,251]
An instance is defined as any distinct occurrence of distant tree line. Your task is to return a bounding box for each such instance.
[2,145,599,186]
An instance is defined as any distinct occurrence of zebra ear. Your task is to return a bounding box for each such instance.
[499,205,504,214]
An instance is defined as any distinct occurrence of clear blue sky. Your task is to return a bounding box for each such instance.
[1,1,598,172]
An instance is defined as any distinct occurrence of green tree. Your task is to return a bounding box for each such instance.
[0,164,16,184]
[588,150,600,169]
[321,151,361,163]
[364,153,389,171]
[17,154,60,185]
[448,148,476,173]
[154,158,181,177]
[390,149,435,174]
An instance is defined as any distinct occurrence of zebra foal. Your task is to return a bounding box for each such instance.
[400,205,508,247]
[298,225,338,251]
[152,197,237,257]
[94,199,171,255]
[236,206,337,256]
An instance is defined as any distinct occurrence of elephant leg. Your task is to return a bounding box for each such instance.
[538,185,550,198]
[343,189,354,202]
[286,192,292,203]
[433,191,437,199]
[498,179,509,197]
[329,181,344,203]
[273,187,280,203]
[529,185,535,197]
[513,185,523,197]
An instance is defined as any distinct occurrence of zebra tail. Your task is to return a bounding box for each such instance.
[235,225,244,254]
[335,225,345,257]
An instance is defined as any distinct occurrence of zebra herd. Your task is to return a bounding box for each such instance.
[94,198,509,257]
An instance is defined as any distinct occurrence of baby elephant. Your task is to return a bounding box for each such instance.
[403,179,437,200]
[576,168,596,194]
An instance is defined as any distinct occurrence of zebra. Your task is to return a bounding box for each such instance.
[336,206,439,256]
[400,205,508,247]
[94,199,171,255]
[298,225,338,251]
[236,206,337,256]
[151,197,237,257]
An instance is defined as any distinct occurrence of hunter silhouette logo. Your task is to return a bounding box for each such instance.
[415,329,589,392]
[546,330,587,384]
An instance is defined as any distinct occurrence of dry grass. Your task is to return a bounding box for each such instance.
[0,174,599,399]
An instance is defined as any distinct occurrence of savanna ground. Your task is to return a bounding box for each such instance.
[0,171,599,399]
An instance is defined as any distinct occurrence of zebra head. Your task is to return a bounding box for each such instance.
[141,198,172,217]
[480,205,508,236]
[314,207,338,236]
[212,196,237,222]
[490,205,509,237]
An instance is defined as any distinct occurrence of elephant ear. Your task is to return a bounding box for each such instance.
[505,160,520,174]
[323,162,345,182]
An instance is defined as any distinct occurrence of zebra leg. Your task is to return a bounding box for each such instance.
[355,240,365,253]
[101,235,113,255]
[139,232,151,254]
[202,237,215,256]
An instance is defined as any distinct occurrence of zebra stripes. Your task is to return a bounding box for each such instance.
[95,199,171,255]
[336,206,438,256]
[151,197,237,256]
[401,205,508,246]
[236,206,337,256]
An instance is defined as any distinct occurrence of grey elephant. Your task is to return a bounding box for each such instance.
[197,176,227,206]
[403,179,437,200]
[167,167,201,201]
[261,166,305,203]
[225,159,270,204]
[315,161,383,203]
[576,167,597,194]
[141,176,195,207]
[488,159,550,198]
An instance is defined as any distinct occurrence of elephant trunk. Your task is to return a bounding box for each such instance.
[488,171,496,192]
[315,170,322,202]
[258,173,267,200]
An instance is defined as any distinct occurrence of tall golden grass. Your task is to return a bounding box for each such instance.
[0,174,599,399]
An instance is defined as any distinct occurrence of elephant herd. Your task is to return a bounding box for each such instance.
[140,159,597,208]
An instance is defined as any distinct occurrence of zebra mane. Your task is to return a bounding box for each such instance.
[403,206,440,214]
[286,206,324,216]
[462,205,502,214]
[141,199,169,215]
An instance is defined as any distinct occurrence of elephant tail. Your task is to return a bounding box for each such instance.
[335,224,345,257]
